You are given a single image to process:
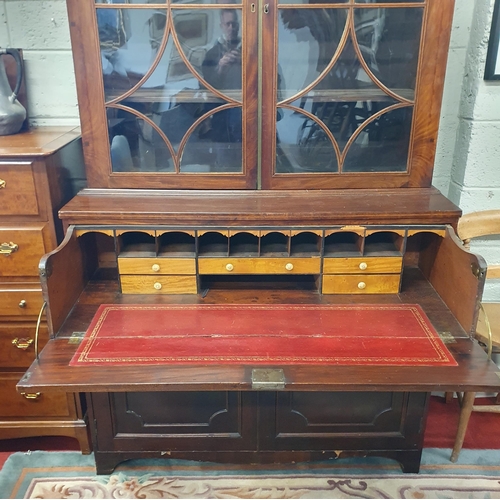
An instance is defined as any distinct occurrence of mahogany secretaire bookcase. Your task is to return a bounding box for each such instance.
[17,0,500,474]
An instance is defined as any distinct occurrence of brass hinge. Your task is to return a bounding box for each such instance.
[69,332,86,345]
[438,331,456,344]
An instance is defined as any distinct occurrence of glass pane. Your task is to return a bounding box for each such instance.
[172,0,242,4]
[343,106,413,172]
[278,9,348,100]
[355,0,423,3]
[173,9,242,97]
[107,108,174,172]
[279,0,348,4]
[182,110,242,173]
[276,103,338,173]
[98,6,243,173]
[354,7,423,92]
[96,0,166,3]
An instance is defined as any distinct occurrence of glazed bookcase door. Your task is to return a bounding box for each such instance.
[68,0,258,189]
[261,0,455,189]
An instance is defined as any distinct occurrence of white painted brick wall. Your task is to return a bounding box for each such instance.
[0,0,499,298]
[0,0,78,126]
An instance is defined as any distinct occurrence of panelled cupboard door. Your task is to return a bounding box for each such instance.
[68,0,453,190]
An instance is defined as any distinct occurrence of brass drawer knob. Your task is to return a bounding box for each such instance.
[0,241,19,255]
[153,282,162,290]
[225,263,234,272]
[359,262,368,270]
[152,264,160,272]
[18,299,27,308]
[0,179,5,189]
[357,281,367,290]
[285,263,294,271]
[21,392,41,400]
[12,337,33,350]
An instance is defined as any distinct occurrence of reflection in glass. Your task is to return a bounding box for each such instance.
[342,107,413,172]
[354,7,423,91]
[355,0,422,3]
[278,9,348,101]
[96,6,243,173]
[96,0,166,3]
[276,104,338,174]
[278,0,349,5]
[107,108,174,172]
[276,6,421,173]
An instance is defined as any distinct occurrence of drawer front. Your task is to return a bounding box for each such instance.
[0,322,48,368]
[0,373,71,417]
[323,257,403,274]
[0,162,39,216]
[198,258,321,275]
[121,275,197,294]
[0,225,48,276]
[322,274,401,294]
[118,257,195,275]
[0,288,44,317]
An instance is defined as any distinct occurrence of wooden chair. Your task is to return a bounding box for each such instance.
[450,209,500,462]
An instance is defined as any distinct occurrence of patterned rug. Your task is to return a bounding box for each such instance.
[1,449,500,499]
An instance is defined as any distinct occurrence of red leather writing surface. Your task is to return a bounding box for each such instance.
[70,304,457,366]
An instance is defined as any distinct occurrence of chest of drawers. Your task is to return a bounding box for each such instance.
[0,127,89,452]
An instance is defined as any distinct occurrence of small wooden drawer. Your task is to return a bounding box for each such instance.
[0,162,39,216]
[0,322,48,368]
[121,275,197,294]
[0,224,48,277]
[0,288,44,317]
[118,257,195,275]
[323,257,403,274]
[198,257,321,275]
[322,274,401,294]
[0,373,71,418]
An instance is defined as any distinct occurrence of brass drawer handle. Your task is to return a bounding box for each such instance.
[21,392,41,400]
[225,263,234,272]
[154,282,162,290]
[152,264,160,272]
[18,299,27,308]
[0,241,18,255]
[359,262,368,270]
[12,337,34,350]
[285,263,294,271]
[357,281,367,290]
[0,179,5,189]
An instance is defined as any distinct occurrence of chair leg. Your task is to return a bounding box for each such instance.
[445,392,454,404]
[450,391,475,462]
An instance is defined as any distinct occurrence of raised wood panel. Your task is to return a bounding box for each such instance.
[90,391,258,452]
[198,257,321,275]
[323,257,403,274]
[118,257,196,275]
[322,274,401,294]
[0,162,38,216]
[260,392,427,453]
[120,275,197,294]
